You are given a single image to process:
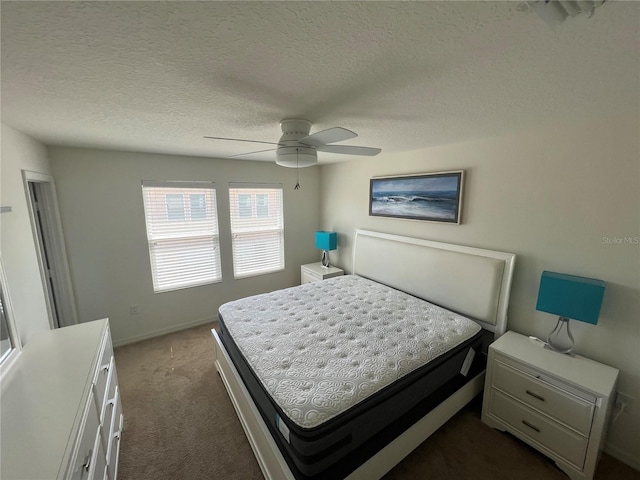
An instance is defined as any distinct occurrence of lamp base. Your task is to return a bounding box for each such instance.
[546,317,575,356]
[321,250,331,268]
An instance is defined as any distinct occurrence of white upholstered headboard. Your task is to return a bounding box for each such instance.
[352,229,516,337]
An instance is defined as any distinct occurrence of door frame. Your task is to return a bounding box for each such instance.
[22,170,78,329]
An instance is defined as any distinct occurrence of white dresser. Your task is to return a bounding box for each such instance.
[1,319,123,480]
[482,331,618,480]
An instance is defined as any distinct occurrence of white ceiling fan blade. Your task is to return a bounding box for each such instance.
[229,148,276,158]
[316,145,381,156]
[299,127,357,147]
[204,136,281,146]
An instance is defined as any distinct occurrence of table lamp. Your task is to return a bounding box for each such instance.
[315,231,337,268]
[535,271,605,355]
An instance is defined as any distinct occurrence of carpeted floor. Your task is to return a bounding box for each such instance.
[115,323,639,480]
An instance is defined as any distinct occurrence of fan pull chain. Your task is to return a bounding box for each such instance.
[294,148,301,190]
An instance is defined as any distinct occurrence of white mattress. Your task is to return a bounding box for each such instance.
[219,275,481,430]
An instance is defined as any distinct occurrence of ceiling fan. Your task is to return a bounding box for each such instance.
[204,119,381,168]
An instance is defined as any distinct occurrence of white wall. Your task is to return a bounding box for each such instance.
[49,147,321,346]
[320,113,640,468]
[0,124,52,345]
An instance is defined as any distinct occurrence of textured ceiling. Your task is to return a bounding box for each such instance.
[1,1,638,164]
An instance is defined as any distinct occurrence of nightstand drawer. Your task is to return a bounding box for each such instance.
[493,360,594,435]
[301,270,321,284]
[300,263,343,284]
[489,390,588,469]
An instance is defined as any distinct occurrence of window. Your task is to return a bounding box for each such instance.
[229,184,284,279]
[142,181,221,292]
[256,194,269,217]
[189,194,207,220]
[238,194,252,218]
[166,193,186,221]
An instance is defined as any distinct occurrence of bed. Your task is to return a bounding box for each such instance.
[211,229,516,480]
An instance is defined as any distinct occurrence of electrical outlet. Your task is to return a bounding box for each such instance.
[129,305,140,316]
[615,391,633,411]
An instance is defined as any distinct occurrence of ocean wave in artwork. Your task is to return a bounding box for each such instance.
[371,190,458,220]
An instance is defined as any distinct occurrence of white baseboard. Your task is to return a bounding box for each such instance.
[604,442,640,472]
[112,316,218,347]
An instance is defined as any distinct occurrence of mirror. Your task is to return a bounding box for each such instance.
[0,256,21,365]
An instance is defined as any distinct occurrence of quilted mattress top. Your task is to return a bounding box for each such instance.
[218,275,481,429]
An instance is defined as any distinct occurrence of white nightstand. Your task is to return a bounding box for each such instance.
[300,262,344,284]
[482,331,619,480]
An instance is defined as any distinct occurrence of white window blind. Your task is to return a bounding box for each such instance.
[142,181,221,292]
[229,184,284,279]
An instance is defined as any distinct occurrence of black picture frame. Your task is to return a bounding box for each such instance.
[369,171,464,224]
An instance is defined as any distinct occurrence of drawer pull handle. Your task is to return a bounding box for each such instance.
[101,364,110,374]
[521,420,540,433]
[526,390,545,402]
[82,448,93,472]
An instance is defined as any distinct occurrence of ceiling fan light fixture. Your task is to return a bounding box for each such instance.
[276,145,317,168]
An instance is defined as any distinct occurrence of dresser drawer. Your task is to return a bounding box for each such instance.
[107,392,123,480]
[100,364,118,449]
[88,427,107,480]
[489,389,588,468]
[493,360,594,435]
[69,393,100,480]
[93,335,114,415]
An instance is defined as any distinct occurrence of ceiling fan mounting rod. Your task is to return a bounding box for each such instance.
[280,119,312,136]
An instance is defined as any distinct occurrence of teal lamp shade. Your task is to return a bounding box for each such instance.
[315,231,337,251]
[536,271,605,354]
[315,231,337,267]
[536,271,605,325]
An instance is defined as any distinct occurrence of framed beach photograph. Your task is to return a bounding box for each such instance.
[369,171,464,224]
